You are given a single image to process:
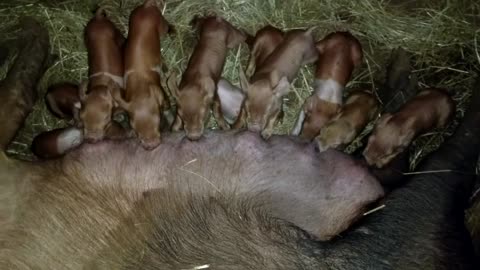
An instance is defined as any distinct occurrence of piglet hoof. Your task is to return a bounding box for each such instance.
[260,130,273,140]
[217,120,231,131]
[315,139,329,153]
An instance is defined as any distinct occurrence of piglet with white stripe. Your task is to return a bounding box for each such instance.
[112,0,173,150]
[292,31,363,140]
[79,7,126,143]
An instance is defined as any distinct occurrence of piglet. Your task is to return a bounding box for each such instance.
[316,89,379,152]
[292,31,363,140]
[79,7,125,143]
[217,78,245,125]
[245,25,285,76]
[112,0,172,150]
[31,127,83,159]
[167,15,245,140]
[31,122,133,159]
[45,82,81,120]
[236,28,318,139]
[363,88,455,168]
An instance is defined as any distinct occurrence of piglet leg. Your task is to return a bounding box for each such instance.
[212,93,230,130]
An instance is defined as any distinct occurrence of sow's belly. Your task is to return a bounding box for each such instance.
[58,130,384,240]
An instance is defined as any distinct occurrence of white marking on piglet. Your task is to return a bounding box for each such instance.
[312,79,344,105]
[291,110,305,136]
[90,72,124,89]
[56,128,83,154]
[217,78,245,124]
[124,65,162,86]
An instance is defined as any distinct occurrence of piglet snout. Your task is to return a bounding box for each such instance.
[247,123,262,132]
[186,131,203,141]
[84,132,104,143]
[140,138,161,150]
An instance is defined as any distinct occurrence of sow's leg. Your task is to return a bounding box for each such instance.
[0,17,50,232]
[324,80,480,269]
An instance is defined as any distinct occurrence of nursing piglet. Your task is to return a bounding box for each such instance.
[79,8,125,143]
[363,88,455,168]
[292,31,363,140]
[112,0,172,150]
[167,15,246,140]
[236,28,318,139]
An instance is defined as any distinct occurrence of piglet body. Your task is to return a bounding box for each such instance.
[31,127,84,159]
[79,8,125,143]
[293,31,363,140]
[363,88,455,168]
[45,82,80,120]
[316,89,378,152]
[113,0,172,150]
[237,28,318,138]
[168,15,246,140]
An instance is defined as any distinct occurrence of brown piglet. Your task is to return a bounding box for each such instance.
[45,82,81,121]
[315,89,379,152]
[236,28,319,139]
[363,88,456,168]
[112,0,173,150]
[167,15,246,140]
[292,31,363,140]
[79,8,125,143]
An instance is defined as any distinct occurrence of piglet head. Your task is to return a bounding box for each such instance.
[169,76,215,141]
[363,113,413,168]
[78,81,117,143]
[112,83,163,150]
[299,97,340,140]
[315,120,350,152]
[240,69,290,138]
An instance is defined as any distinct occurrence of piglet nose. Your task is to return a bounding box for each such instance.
[248,123,262,132]
[84,132,103,143]
[186,131,203,141]
[140,138,161,150]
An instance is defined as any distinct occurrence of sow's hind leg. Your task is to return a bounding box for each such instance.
[325,80,480,269]
[0,17,50,233]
